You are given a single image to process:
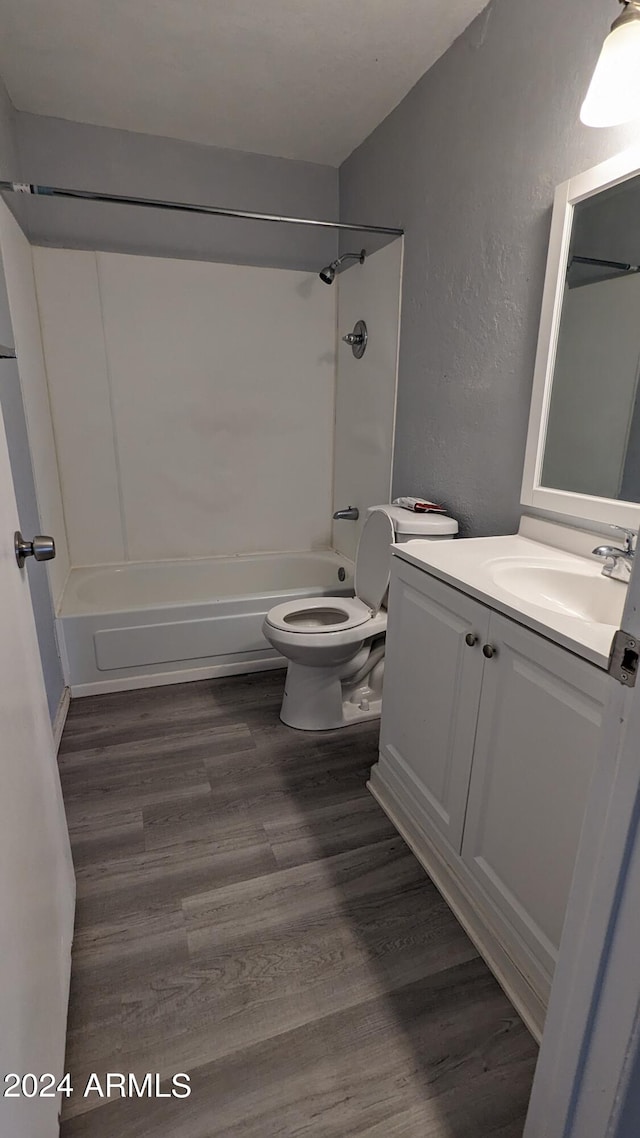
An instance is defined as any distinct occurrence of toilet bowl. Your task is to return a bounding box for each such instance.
[263,505,458,731]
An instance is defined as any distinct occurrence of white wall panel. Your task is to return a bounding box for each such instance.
[332,239,402,559]
[33,247,125,568]
[33,248,336,566]
[0,209,70,605]
[97,253,335,561]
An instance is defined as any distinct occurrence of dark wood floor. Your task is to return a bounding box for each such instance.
[58,670,537,1137]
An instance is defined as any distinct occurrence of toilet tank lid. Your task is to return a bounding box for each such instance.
[368,505,458,536]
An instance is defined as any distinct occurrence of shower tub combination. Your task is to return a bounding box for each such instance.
[57,551,354,696]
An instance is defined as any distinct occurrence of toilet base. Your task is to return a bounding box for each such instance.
[279,660,383,731]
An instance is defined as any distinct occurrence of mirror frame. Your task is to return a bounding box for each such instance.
[521,145,640,530]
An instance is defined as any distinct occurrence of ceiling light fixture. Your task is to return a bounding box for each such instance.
[581,0,640,127]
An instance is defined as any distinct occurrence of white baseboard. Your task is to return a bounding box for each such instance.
[368,764,546,1042]
[52,686,71,752]
[70,655,285,698]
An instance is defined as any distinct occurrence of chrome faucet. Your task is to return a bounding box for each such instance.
[333,506,359,521]
[592,526,636,581]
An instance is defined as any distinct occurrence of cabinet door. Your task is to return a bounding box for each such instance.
[379,560,490,852]
[461,613,610,977]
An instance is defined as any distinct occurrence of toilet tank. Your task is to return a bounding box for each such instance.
[368,505,458,544]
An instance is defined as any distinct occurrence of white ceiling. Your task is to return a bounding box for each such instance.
[0,0,489,167]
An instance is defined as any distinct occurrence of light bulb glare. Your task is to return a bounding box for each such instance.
[581,17,640,128]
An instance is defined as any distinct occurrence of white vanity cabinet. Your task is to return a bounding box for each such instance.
[461,612,608,978]
[380,558,490,852]
[372,553,611,1036]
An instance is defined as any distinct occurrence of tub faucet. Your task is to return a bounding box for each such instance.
[592,526,636,581]
[333,506,359,521]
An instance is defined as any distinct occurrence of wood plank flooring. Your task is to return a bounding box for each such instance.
[58,670,537,1137]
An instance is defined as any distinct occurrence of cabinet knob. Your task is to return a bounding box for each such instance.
[465,633,478,647]
[482,644,496,659]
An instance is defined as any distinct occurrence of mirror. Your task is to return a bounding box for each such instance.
[522,148,640,529]
[542,175,640,503]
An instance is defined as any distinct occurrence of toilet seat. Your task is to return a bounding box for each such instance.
[265,595,372,634]
[354,509,395,613]
[266,511,396,637]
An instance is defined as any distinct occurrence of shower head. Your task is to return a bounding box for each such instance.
[318,248,366,284]
[319,264,336,285]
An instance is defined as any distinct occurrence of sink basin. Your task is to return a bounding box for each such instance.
[393,528,629,667]
[490,562,627,627]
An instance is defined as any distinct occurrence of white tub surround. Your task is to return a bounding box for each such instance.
[33,248,337,566]
[332,239,403,561]
[26,241,403,701]
[58,551,354,695]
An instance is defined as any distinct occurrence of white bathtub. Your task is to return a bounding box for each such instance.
[57,551,354,696]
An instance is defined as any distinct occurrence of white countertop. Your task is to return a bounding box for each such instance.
[392,530,627,669]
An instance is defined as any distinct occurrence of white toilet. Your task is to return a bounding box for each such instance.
[263,505,458,730]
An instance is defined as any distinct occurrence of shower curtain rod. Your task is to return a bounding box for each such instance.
[0,180,404,236]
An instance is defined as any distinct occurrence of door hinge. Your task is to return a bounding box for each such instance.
[608,629,639,687]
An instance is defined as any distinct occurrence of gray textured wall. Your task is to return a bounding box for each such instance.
[340,0,640,536]
[14,112,341,271]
